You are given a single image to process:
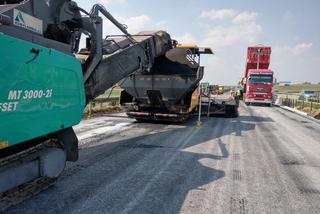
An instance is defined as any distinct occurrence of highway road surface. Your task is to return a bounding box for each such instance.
[6,103,320,214]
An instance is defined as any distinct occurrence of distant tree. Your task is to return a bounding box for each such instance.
[303,82,311,85]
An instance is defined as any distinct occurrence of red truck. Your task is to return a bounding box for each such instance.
[242,46,274,106]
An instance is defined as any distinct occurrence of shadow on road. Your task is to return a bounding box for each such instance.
[7,114,273,214]
[62,115,267,213]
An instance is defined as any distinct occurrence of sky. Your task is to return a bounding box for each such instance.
[75,0,320,85]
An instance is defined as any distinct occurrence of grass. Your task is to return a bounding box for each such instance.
[95,88,122,100]
[274,84,320,94]
[297,104,320,118]
[83,88,123,118]
[297,106,320,115]
[223,86,232,90]
[275,84,320,103]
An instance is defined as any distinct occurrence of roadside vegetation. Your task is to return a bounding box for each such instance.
[274,84,320,119]
[274,83,320,93]
[84,88,123,118]
[277,96,320,119]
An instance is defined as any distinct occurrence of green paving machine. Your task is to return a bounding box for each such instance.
[0,0,174,208]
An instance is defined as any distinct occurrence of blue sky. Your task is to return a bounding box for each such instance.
[75,0,320,85]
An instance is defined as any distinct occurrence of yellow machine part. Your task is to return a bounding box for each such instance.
[176,44,198,49]
[188,86,200,113]
[218,87,224,95]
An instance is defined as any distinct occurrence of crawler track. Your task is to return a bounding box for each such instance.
[0,177,56,212]
[0,143,60,212]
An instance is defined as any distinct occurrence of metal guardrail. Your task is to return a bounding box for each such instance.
[308,96,320,103]
[275,92,320,103]
[277,97,320,114]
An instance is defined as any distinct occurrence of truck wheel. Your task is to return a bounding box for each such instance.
[245,102,250,106]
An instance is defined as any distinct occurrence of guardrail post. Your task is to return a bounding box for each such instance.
[290,99,292,108]
[292,99,294,108]
[293,99,295,108]
[293,99,294,108]
[289,99,291,107]
[310,101,313,113]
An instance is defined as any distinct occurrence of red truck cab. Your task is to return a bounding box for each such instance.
[244,69,274,105]
[243,46,274,106]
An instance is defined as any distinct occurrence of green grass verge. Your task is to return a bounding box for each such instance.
[83,88,123,116]
[96,88,122,99]
[274,84,320,93]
